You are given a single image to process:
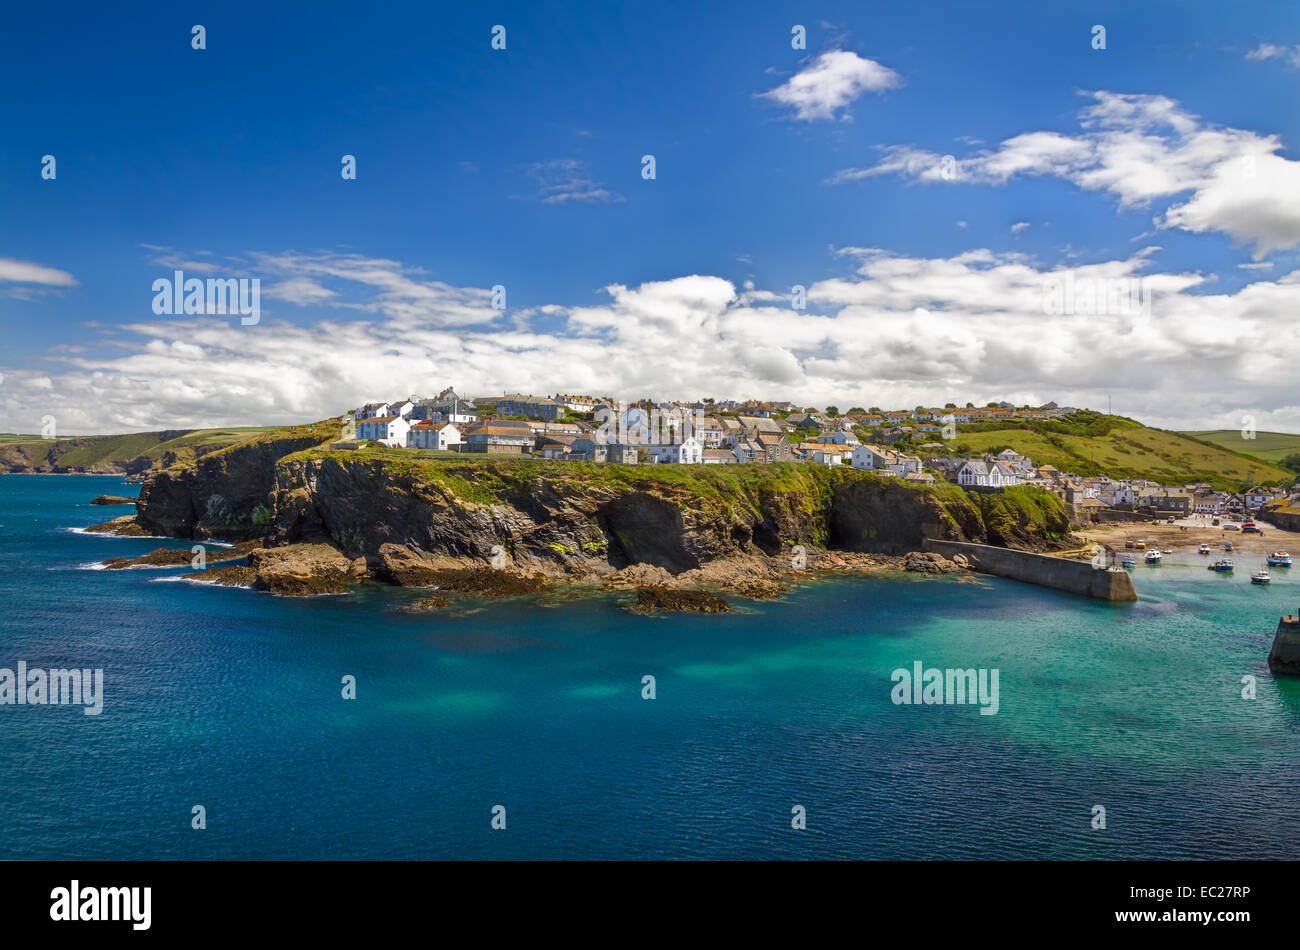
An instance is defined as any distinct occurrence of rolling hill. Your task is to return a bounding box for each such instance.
[0,427,276,476]
[943,414,1293,490]
[1183,429,1300,466]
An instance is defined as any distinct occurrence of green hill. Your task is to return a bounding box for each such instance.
[0,427,276,475]
[942,412,1293,490]
[1183,429,1300,466]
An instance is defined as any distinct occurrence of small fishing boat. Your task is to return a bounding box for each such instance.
[1209,559,1234,572]
[1145,550,1162,563]
[1198,544,1211,554]
[1251,569,1270,585]
[1268,551,1292,567]
[1163,549,1173,554]
[1224,541,1234,551]
[1121,555,1137,568]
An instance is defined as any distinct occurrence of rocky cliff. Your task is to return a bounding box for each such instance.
[125,432,1074,585]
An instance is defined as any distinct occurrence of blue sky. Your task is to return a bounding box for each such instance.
[2,0,1299,433]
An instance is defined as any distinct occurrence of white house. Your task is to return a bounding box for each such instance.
[956,459,1020,488]
[357,415,411,448]
[646,436,703,464]
[407,421,462,451]
[389,399,416,418]
[813,448,843,466]
[851,444,919,474]
[593,405,652,444]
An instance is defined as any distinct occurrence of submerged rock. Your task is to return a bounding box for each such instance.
[403,595,453,612]
[633,586,732,613]
[424,568,552,598]
[90,495,138,506]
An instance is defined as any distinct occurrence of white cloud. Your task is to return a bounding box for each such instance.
[0,258,78,287]
[1246,43,1300,68]
[262,277,338,306]
[524,159,624,204]
[758,50,901,121]
[831,90,1300,256]
[1011,222,1031,233]
[4,248,1300,435]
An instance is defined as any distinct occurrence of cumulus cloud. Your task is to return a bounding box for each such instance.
[830,90,1300,256]
[3,248,1300,435]
[758,50,901,121]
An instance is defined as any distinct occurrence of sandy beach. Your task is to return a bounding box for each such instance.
[1082,515,1300,556]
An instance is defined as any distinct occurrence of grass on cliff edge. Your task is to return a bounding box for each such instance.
[280,444,1070,546]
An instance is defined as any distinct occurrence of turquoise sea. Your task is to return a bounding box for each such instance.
[2,474,1299,859]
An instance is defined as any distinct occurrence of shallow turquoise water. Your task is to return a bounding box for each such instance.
[2,474,1298,859]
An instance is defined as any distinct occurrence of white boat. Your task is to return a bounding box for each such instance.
[1198,544,1211,555]
[1251,570,1270,585]
[1267,551,1292,567]
[1145,550,1162,563]
[1163,549,1173,554]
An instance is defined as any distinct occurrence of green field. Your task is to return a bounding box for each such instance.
[0,427,277,473]
[948,416,1293,490]
[1184,430,1300,466]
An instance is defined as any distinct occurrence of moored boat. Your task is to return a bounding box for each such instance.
[1209,559,1234,572]
[1121,555,1137,569]
[1198,544,1211,555]
[1224,541,1234,551]
[1145,550,1162,563]
[1268,551,1292,567]
[1252,570,1271,585]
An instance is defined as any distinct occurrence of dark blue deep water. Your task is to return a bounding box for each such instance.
[3,474,1300,859]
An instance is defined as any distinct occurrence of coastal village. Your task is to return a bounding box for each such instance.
[342,387,1300,525]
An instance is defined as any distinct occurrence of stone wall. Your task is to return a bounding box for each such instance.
[922,539,1138,602]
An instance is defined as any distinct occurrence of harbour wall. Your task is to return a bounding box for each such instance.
[922,539,1138,602]
[1268,610,1300,676]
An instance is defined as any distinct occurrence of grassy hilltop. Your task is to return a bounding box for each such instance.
[1183,429,1300,467]
[943,412,1292,489]
[0,427,276,474]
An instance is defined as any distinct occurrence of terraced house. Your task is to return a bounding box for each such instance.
[465,419,533,454]
[478,393,564,421]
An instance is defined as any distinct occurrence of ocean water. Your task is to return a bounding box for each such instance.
[2,474,1299,860]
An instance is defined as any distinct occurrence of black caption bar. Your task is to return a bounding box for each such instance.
[0,860,1277,937]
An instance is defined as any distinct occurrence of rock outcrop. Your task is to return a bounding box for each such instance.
[117,435,1083,598]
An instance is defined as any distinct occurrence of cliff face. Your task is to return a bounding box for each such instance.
[129,435,1074,578]
[134,424,338,539]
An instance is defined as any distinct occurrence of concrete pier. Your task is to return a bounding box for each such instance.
[1267,609,1300,676]
[922,539,1138,602]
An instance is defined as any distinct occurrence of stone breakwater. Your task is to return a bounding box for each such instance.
[1268,609,1300,677]
[922,539,1138,602]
